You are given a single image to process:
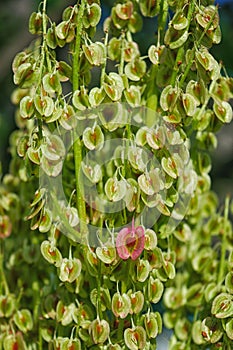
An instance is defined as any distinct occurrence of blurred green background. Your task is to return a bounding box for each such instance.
[0,0,232,201]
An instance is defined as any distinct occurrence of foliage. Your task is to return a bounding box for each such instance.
[0,0,233,349]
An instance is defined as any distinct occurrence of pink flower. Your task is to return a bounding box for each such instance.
[116,219,145,260]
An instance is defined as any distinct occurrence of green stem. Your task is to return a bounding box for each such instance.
[0,248,9,295]
[158,0,168,43]
[218,196,230,285]
[72,0,87,237]
[100,31,109,85]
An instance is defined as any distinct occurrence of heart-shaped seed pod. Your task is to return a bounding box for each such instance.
[40,240,62,267]
[59,257,82,283]
[83,125,104,150]
[19,96,34,119]
[0,215,12,239]
[201,317,223,343]
[13,309,33,333]
[105,177,127,202]
[34,95,54,117]
[42,72,62,95]
[124,85,141,107]
[136,259,150,282]
[56,301,76,326]
[96,246,116,264]
[211,293,233,318]
[124,326,147,350]
[144,312,159,338]
[29,11,43,34]
[138,168,161,196]
[125,58,146,81]
[128,290,144,314]
[148,276,164,304]
[0,294,16,318]
[90,318,110,344]
[111,292,131,319]
[3,332,26,350]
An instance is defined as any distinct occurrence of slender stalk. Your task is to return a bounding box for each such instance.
[218,196,230,285]
[158,0,168,43]
[0,248,9,295]
[72,0,88,237]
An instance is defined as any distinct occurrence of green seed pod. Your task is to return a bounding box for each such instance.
[29,11,43,35]
[211,293,233,318]
[136,259,150,282]
[0,215,12,239]
[38,209,52,233]
[43,135,66,162]
[201,317,223,343]
[3,333,27,350]
[83,42,106,66]
[128,11,143,33]
[144,312,159,338]
[127,290,144,314]
[112,292,131,319]
[115,1,133,20]
[182,93,198,116]
[61,338,81,350]
[83,125,104,151]
[59,257,82,283]
[124,326,147,350]
[213,100,232,123]
[43,72,62,95]
[148,276,164,304]
[83,3,102,28]
[226,319,233,341]
[105,177,127,202]
[144,229,157,250]
[0,294,16,318]
[56,300,76,326]
[124,85,141,107]
[225,271,233,294]
[72,87,90,111]
[139,0,160,17]
[82,162,102,184]
[90,287,111,311]
[125,58,146,81]
[40,240,63,267]
[34,95,54,117]
[46,24,57,49]
[195,5,219,31]
[90,318,110,344]
[96,246,116,264]
[146,126,165,149]
[138,169,161,196]
[13,309,33,333]
[172,11,188,30]
[89,87,105,107]
[191,320,206,345]
[20,96,34,119]
[160,85,180,112]
[108,37,121,61]
[163,287,185,309]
